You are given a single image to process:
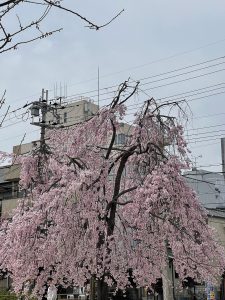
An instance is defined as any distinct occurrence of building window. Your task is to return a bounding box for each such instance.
[0,181,21,200]
[64,112,67,123]
[115,133,127,145]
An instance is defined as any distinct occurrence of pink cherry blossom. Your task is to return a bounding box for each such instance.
[0,93,224,299]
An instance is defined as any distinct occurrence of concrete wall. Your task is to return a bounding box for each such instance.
[3,165,21,182]
[1,198,19,216]
[13,141,39,156]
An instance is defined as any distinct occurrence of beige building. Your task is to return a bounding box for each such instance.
[46,98,99,127]
[0,164,21,217]
[0,141,40,217]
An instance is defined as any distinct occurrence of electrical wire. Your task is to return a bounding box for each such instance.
[3,93,225,144]
[2,55,225,124]
[2,57,225,154]
[5,36,225,106]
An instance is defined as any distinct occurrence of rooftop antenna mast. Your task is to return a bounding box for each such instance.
[98,66,100,110]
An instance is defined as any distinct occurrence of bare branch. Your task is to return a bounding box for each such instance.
[0,90,6,108]
[111,81,128,109]
[93,8,125,30]
[119,81,140,105]
[107,145,137,235]
[44,0,124,31]
[0,1,124,53]
[88,145,127,152]
[68,156,87,170]
[0,0,21,7]
[116,186,138,200]
[151,100,185,114]
[11,133,26,164]
[0,28,62,54]
[105,119,116,159]
[0,105,10,127]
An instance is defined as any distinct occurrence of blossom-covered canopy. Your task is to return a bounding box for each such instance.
[0,85,224,299]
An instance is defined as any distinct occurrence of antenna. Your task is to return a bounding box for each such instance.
[41,88,45,101]
[98,66,100,110]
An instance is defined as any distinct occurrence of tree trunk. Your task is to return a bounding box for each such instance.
[90,276,96,300]
[162,263,174,300]
[97,279,108,300]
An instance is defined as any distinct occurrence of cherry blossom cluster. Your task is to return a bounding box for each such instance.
[0,96,224,299]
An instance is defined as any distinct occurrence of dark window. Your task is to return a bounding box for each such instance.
[0,181,21,200]
[115,133,127,145]
[0,199,2,217]
[0,182,13,199]
[64,112,67,123]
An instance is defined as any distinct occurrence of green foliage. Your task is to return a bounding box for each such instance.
[0,288,38,300]
[0,288,17,300]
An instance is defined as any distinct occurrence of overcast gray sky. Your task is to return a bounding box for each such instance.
[1,0,225,171]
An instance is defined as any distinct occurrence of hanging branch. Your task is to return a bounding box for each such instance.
[0,0,124,53]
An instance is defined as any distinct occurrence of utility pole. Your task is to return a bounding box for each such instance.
[29,89,48,149]
[29,88,65,150]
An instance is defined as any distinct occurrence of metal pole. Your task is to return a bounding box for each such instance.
[40,90,47,149]
[98,67,100,110]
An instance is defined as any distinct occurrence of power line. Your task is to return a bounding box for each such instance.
[191,163,222,168]
[2,81,225,127]
[155,82,225,101]
[187,132,225,142]
[2,54,225,124]
[187,122,225,132]
[2,92,225,144]
[2,82,225,147]
[191,141,221,149]
[65,66,225,102]
[186,129,225,138]
[88,38,225,79]
[46,55,225,102]
[188,138,223,144]
[142,68,225,92]
[5,36,225,106]
[140,60,225,86]
[185,171,225,176]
